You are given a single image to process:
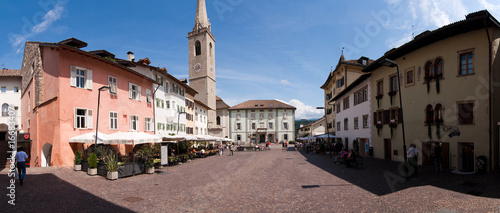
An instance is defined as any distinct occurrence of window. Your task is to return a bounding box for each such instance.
[269,122,273,129]
[337,122,341,131]
[236,113,241,120]
[406,68,414,86]
[377,80,384,96]
[129,83,141,101]
[374,111,383,125]
[252,123,256,130]
[336,103,341,113]
[458,102,474,125]
[363,115,369,128]
[354,117,359,129]
[109,112,118,130]
[130,115,139,131]
[108,76,117,94]
[1,86,6,93]
[217,116,221,125]
[435,104,443,121]
[2,104,8,116]
[337,77,345,88]
[195,41,201,56]
[260,113,264,120]
[74,108,93,129]
[284,134,288,140]
[237,135,241,141]
[268,113,273,119]
[435,58,443,78]
[164,81,169,93]
[459,51,474,76]
[70,66,92,89]
[27,118,30,129]
[166,100,170,109]
[343,97,349,110]
[14,87,19,93]
[390,108,399,123]
[236,123,241,130]
[354,87,368,105]
[344,118,348,130]
[283,122,288,130]
[145,117,153,131]
[283,113,288,120]
[251,113,255,120]
[425,104,434,124]
[389,75,398,92]
[425,61,434,80]
[146,89,152,103]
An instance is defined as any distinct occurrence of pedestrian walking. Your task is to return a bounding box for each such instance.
[15,147,29,185]
[434,142,443,172]
[406,144,419,177]
[219,145,223,156]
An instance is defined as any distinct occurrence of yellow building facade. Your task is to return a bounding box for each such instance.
[364,11,500,172]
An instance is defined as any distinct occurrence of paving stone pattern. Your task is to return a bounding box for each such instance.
[1,146,500,212]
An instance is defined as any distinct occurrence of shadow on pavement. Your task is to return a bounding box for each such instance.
[0,173,134,212]
[298,150,500,198]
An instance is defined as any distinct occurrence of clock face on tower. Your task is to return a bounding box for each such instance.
[194,63,202,72]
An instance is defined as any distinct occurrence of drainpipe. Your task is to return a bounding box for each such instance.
[484,15,493,171]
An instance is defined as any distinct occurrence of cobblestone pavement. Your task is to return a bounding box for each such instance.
[1,146,500,212]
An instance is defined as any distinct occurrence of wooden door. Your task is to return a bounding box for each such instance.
[442,142,449,169]
[422,142,432,166]
[384,139,391,160]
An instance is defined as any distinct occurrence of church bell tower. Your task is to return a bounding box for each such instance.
[188,0,216,128]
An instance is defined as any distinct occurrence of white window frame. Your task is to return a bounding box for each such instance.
[283,122,289,130]
[145,117,153,131]
[130,115,139,131]
[146,89,152,103]
[74,108,93,129]
[108,75,117,94]
[70,65,92,90]
[109,111,118,130]
[129,83,141,101]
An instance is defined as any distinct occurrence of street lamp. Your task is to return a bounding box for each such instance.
[95,86,111,148]
[316,106,332,158]
[379,58,408,178]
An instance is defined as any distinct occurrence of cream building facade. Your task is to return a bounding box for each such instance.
[229,100,296,144]
[363,11,500,172]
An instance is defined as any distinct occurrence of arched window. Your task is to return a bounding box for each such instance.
[2,104,8,116]
[425,61,434,79]
[195,41,201,56]
[434,58,443,78]
[209,43,212,57]
[425,104,434,124]
[435,104,443,122]
[216,116,221,126]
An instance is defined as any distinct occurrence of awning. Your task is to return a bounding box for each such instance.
[316,134,339,139]
[105,131,162,145]
[69,132,109,144]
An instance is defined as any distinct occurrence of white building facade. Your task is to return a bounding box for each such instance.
[0,70,22,140]
[194,100,209,136]
[333,74,372,157]
[229,100,296,144]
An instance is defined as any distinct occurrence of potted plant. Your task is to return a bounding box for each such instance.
[145,160,155,174]
[74,151,82,171]
[139,144,155,174]
[87,153,98,176]
[376,121,383,136]
[105,154,119,180]
[389,119,397,137]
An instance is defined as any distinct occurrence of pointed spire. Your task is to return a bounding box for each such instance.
[194,0,210,31]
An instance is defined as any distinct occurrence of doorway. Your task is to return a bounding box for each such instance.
[384,139,391,160]
[259,134,266,143]
[268,134,274,143]
[344,137,349,150]
[422,142,449,169]
[458,142,474,172]
[358,138,367,157]
[41,143,52,167]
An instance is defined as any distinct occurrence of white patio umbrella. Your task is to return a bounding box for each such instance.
[316,134,339,139]
[106,131,162,145]
[69,132,109,144]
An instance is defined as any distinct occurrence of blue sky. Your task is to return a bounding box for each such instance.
[1,0,499,119]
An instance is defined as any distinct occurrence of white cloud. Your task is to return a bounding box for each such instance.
[280,80,290,85]
[479,0,500,13]
[279,99,323,120]
[409,0,468,28]
[10,2,65,53]
[386,32,413,48]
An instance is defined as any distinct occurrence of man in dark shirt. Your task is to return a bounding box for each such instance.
[434,143,442,172]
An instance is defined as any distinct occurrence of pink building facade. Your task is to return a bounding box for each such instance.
[21,38,156,167]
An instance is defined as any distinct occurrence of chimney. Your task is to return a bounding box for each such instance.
[127,51,135,62]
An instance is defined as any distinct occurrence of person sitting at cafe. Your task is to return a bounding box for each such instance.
[346,149,357,168]
[335,148,347,164]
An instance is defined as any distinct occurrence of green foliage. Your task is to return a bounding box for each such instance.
[74,151,82,165]
[144,160,154,168]
[105,154,119,172]
[96,146,111,162]
[179,141,188,154]
[288,141,295,144]
[88,153,98,168]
